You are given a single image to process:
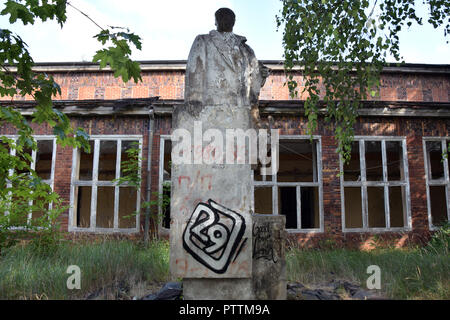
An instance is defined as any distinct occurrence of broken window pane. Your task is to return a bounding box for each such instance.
[254,187,272,214]
[163,140,172,180]
[0,139,10,189]
[35,140,53,180]
[344,187,363,228]
[429,186,448,226]
[279,187,297,229]
[119,187,137,228]
[79,141,95,180]
[344,141,360,181]
[386,141,403,181]
[161,139,171,229]
[367,187,386,228]
[389,186,406,228]
[161,183,171,229]
[96,186,115,228]
[76,186,91,228]
[120,140,139,178]
[98,141,117,181]
[278,140,315,182]
[365,141,383,181]
[427,141,445,180]
[301,187,320,229]
[16,146,32,176]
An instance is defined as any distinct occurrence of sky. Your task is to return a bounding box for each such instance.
[0,0,448,64]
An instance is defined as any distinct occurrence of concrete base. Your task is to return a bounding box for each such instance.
[182,215,287,300]
[252,215,287,300]
[183,278,255,300]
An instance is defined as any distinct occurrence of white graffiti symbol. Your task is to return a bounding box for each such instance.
[182,199,247,274]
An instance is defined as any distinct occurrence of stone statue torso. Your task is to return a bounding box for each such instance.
[185,30,266,108]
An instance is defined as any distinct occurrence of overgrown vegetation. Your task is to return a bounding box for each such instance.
[1,0,143,250]
[114,142,171,241]
[0,240,170,299]
[286,247,449,299]
[1,231,448,299]
[423,222,449,255]
[287,225,450,299]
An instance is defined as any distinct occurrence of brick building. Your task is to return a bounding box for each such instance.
[1,61,449,248]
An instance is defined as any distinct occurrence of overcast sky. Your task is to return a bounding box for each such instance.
[1,0,449,63]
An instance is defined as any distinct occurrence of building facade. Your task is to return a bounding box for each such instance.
[1,61,449,248]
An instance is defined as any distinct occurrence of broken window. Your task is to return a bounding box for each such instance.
[254,187,273,215]
[253,137,322,231]
[342,138,410,231]
[1,136,56,223]
[344,142,361,181]
[71,136,142,232]
[424,138,449,228]
[159,136,172,230]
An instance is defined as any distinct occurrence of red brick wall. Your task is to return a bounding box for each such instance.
[2,69,448,103]
[264,115,449,249]
[1,67,449,247]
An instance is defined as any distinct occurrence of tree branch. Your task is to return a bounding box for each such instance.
[66,1,105,31]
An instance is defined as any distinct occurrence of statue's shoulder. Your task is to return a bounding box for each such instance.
[234,33,248,43]
[193,34,209,42]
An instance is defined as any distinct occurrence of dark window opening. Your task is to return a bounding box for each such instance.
[365,141,383,181]
[430,186,448,226]
[301,187,319,229]
[367,187,386,228]
[119,187,137,228]
[254,187,273,215]
[344,187,363,228]
[96,186,115,228]
[427,141,444,180]
[76,186,91,228]
[35,140,53,180]
[279,187,297,229]
[278,140,315,182]
[79,141,95,180]
[162,184,171,229]
[344,141,360,181]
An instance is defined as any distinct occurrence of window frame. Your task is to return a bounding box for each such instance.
[340,136,412,232]
[1,135,57,224]
[252,135,324,233]
[423,137,450,230]
[69,135,143,233]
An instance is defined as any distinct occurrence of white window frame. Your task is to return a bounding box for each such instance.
[1,135,57,224]
[158,135,172,235]
[69,135,143,233]
[340,136,412,232]
[423,137,450,230]
[252,135,324,233]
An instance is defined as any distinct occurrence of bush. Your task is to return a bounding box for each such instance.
[423,222,450,255]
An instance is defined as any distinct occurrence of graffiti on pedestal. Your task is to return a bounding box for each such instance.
[252,222,279,263]
[182,199,247,274]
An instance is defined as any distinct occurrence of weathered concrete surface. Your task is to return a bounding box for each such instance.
[169,9,268,298]
[170,105,254,279]
[184,30,267,108]
[183,278,254,300]
[252,215,287,300]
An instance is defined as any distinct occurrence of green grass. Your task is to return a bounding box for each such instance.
[286,247,449,299]
[0,240,170,299]
[0,237,448,299]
